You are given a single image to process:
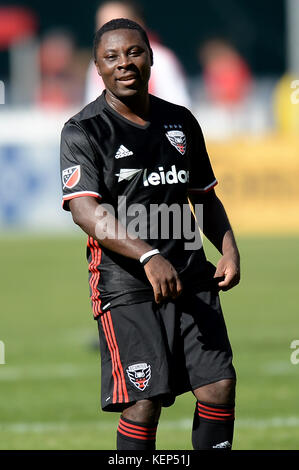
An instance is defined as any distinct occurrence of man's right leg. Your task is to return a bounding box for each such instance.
[97,303,175,450]
[117,398,162,450]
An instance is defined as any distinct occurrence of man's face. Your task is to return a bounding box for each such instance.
[95,28,152,98]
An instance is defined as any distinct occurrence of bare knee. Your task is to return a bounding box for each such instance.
[193,379,236,405]
[122,398,162,425]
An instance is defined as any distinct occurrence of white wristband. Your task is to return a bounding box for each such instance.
[140,249,160,265]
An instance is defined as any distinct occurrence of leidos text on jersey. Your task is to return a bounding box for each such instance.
[143,165,189,187]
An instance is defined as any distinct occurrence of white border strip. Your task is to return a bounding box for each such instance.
[189,179,218,193]
[63,191,102,201]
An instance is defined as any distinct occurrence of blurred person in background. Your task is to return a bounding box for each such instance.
[36,30,85,109]
[0,6,38,105]
[198,38,252,106]
[0,6,37,48]
[84,0,191,107]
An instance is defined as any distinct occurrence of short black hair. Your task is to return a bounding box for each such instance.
[93,18,152,62]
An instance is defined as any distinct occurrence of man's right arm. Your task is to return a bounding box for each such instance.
[69,196,183,304]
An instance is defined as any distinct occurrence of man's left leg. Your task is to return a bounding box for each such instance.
[117,398,162,450]
[176,288,236,450]
[192,378,236,450]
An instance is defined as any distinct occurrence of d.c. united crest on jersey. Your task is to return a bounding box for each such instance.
[165,125,186,155]
[126,362,151,391]
[62,165,81,189]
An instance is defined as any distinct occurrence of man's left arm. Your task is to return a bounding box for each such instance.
[188,189,240,291]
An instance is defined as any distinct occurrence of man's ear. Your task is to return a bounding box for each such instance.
[150,48,154,66]
[95,60,102,76]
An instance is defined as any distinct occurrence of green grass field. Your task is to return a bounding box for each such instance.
[0,234,298,450]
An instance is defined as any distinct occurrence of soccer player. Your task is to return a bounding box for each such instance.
[84,0,191,108]
[60,19,240,450]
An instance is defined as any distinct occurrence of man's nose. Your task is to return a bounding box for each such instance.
[117,54,132,68]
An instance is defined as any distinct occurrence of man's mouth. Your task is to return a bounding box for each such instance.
[117,75,138,82]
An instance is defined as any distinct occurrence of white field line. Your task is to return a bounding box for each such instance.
[1,417,299,434]
[0,363,98,381]
[261,361,298,375]
[1,360,297,382]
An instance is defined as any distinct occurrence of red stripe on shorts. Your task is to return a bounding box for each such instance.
[106,311,129,403]
[87,237,102,318]
[100,313,119,403]
[100,311,129,404]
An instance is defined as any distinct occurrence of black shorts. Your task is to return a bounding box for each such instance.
[97,290,236,412]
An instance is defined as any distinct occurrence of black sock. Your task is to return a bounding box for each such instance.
[192,401,235,450]
[117,416,158,450]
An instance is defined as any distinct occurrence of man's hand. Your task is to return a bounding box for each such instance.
[214,252,240,291]
[188,190,241,293]
[69,197,183,304]
[143,254,183,304]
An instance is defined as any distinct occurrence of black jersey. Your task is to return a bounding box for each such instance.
[60,92,217,317]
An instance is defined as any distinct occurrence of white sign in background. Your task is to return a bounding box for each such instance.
[0,108,78,232]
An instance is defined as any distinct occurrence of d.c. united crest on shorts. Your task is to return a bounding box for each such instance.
[126,362,151,391]
[165,125,186,155]
[62,165,81,189]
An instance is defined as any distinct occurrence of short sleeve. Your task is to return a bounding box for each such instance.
[60,121,102,211]
[186,111,218,193]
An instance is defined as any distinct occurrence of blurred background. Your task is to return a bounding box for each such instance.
[0,0,299,450]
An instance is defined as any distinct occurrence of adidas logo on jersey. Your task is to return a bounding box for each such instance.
[115,145,133,159]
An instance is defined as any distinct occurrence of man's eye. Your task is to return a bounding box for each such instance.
[130,49,142,56]
[106,55,117,60]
